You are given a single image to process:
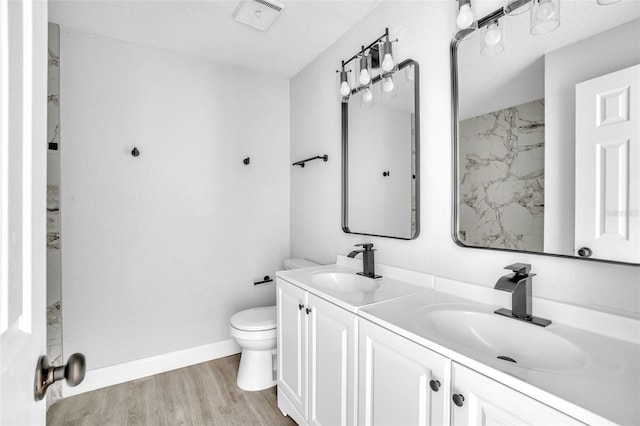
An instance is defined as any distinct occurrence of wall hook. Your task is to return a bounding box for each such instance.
[243,157,250,165]
[383,171,390,177]
[131,147,140,157]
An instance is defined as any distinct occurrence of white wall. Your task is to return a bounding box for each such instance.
[544,20,640,255]
[290,1,640,319]
[60,28,290,368]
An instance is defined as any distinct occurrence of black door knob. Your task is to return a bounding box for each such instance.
[429,379,440,392]
[577,247,592,258]
[452,393,465,407]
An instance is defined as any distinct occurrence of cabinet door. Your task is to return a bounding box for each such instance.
[307,294,358,426]
[277,280,308,419]
[451,363,584,426]
[358,319,447,426]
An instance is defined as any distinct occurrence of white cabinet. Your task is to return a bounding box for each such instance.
[358,319,448,426]
[277,278,358,426]
[450,363,584,426]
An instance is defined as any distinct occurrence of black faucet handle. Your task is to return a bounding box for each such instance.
[504,263,531,276]
[355,243,375,251]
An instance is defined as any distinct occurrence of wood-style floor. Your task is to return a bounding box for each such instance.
[47,354,297,426]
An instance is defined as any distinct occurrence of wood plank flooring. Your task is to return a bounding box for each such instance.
[47,354,297,426]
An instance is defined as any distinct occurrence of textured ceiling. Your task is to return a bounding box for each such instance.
[48,0,383,78]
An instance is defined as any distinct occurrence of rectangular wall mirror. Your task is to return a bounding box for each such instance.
[452,2,640,264]
[342,59,420,240]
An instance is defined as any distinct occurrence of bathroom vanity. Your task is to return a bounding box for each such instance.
[275,256,639,426]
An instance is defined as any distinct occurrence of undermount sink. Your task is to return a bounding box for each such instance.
[309,271,380,293]
[420,304,589,372]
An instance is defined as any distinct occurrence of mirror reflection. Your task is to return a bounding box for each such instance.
[453,2,640,264]
[343,60,419,240]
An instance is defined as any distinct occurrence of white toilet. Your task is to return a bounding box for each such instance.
[230,258,319,391]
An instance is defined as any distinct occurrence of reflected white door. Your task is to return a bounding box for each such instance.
[575,64,640,263]
[0,0,48,424]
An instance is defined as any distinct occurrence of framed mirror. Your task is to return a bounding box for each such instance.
[342,59,420,240]
[452,2,640,264]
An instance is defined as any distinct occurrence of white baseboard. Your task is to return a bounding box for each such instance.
[62,339,241,397]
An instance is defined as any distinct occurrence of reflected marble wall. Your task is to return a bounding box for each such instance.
[458,99,545,251]
[47,22,62,407]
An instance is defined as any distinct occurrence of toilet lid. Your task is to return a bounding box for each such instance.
[230,306,276,331]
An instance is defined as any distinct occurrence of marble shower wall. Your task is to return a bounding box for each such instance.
[47,22,62,406]
[458,99,545,252]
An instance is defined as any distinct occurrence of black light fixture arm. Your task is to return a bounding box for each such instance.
[340,28,396,68]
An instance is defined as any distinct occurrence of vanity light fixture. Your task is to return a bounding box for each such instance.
[357,48,372,86]
[380,30,396,72]
[481,19,505,56]
[597,0,621,4]
[456,0,475,29]
[530,0,560,35]
[337,28,400,103]
[338,62,351,97]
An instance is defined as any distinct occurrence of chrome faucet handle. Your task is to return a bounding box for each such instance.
[504,263,532,276]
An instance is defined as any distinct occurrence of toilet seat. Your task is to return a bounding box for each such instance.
[230,306,276,331]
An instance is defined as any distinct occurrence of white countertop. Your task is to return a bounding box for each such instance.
[276,257,640,426]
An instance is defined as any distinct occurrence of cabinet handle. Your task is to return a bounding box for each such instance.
[452,393,465,407]
[298,304,304,310]
[429,379,440,392]
[306,308,312,315]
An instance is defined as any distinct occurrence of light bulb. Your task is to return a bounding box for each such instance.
[382,53,395,72]
[359,68,371,85]
[362,88,373,103]
[536,0,555,21]
[456,4,474,29]
[382,77,394,93]
[484,23,501,46]
[340,81,350,96]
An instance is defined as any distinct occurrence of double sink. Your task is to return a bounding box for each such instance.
[308,270,586,373]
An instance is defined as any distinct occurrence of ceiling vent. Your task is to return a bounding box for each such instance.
[233,0,285,32]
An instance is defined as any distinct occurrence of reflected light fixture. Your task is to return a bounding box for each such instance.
[456,0,475,29]
[597,0,621,4]
[362,87,373,103]
[382,76,394,93]
[531,0,560,35]
[504,0,533,15]
[481,19,505,56]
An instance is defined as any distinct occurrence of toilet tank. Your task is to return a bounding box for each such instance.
[283,258,319,270]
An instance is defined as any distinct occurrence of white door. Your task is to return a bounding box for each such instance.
[451,363,584,425]
[0,0,48,424]
[307,294,357,426]
[575,64,640,263]
[358,319,447,426]
[276,279,308,421]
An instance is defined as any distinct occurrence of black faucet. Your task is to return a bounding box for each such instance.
[347,243,382,279]
[494,263,551,327]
